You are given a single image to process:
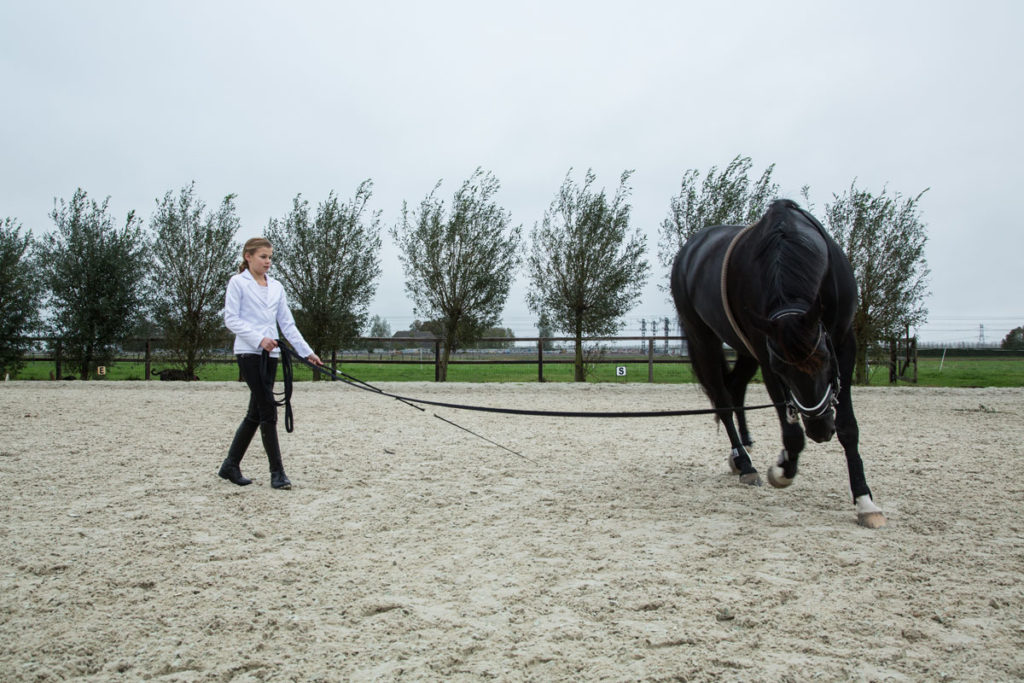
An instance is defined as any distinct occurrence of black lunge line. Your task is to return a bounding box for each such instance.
[283,345,534,462]
[284,346,781,419]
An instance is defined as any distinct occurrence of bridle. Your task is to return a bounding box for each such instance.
[765,313,841,423]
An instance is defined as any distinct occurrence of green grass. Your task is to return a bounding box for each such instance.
[912,356,1024,387]
[8,355,1024,387]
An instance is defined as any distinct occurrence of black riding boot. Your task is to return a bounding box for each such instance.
[261,422,291,489]
[219,417,258,486]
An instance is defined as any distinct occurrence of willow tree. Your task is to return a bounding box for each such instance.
[823,181,930,384]
[391,168,521,381]
[527,169,649,381]
[658,154,779,271]
[39,189,149,379]
[266,181,382,369]
[149,183,240,377]
[0,217,42,376]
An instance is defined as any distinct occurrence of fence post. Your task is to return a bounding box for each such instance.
[144,338,152,380]
[648,338,655,383]
[537,339,544,382]
[888,339,898,384]
[434,340,441,382]
[55,339,62,380]
[331,349,338,375]
[912,336,918,383]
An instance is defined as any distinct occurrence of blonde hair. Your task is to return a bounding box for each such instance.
[238,237,273,273]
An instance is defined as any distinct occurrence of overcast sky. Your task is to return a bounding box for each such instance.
[2,1,1021,344]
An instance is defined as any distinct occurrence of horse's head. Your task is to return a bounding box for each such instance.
[763,305,839,443]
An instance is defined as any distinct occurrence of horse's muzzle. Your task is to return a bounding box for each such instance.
[803,412,836,443]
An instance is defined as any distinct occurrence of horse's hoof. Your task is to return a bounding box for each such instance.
[854,495,886,528]
[767,465,793,488]
[739,472,762,486]
[857,512,887,529]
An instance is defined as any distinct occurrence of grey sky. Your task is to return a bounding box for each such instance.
[2,1,1021,344]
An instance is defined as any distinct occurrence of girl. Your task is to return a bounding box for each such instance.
[219,237,322,489]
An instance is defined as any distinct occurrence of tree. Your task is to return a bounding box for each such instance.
[39,189,149,379]
[527,169,649,381]
[391,168,522,381]
[657,154,779,271]
[536,312,556,351]
[823,181,930,384]
[365,314,392,353]
[0,217,43,376]
[367,314,391,339]
[1002,326,1024,350]
[266,181,382,374]
[149,182,240,377]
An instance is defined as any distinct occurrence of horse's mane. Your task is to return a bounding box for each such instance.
[753,200,827,312]
[753,199,829,371]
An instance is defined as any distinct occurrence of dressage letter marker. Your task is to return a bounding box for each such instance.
[616,366,627,376]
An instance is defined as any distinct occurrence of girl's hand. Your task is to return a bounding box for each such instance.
[307,353,324,366]
[259,337,278,352]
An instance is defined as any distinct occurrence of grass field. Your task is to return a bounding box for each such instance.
[9,354,1024,387]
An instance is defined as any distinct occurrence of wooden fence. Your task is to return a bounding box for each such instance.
[24,335,697,382]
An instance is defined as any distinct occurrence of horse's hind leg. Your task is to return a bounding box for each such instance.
[726,354,759,448]
[686,331,761,486]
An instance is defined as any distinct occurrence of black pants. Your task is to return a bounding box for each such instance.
[238,353,278,426]
[227,353,284,472]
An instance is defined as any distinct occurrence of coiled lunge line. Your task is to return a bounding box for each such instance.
[261,348,294,433]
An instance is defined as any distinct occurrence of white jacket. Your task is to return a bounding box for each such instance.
[223,269,314,359]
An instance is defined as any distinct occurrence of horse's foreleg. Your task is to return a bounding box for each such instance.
[762,374,804,488]
[837,399,884,528]
[834,335,886,528]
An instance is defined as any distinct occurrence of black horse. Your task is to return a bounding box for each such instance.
[670,199,885,527]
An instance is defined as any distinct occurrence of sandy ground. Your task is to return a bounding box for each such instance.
[1,379,1022,682]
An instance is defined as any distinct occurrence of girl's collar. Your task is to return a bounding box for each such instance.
[240,269,273,285]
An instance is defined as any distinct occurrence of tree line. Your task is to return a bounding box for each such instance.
[0,156,933,382]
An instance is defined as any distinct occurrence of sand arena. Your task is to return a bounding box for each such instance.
[1,381,1022,681]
